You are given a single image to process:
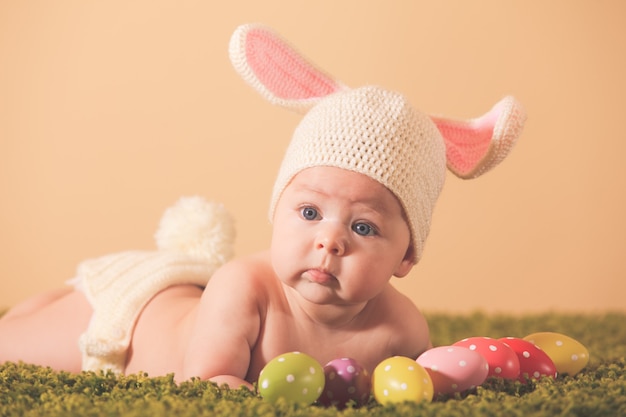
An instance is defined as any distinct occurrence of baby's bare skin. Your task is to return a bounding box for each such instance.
[0,167,431,390]
[0,252,428,390]
[127,251,429,389]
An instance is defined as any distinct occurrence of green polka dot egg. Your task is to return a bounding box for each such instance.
[258,352,325,405]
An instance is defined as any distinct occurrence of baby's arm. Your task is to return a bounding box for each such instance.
[183,258,264,390]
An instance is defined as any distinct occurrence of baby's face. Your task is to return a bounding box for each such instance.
[270,166,414,307]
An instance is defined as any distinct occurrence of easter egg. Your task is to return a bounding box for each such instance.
[499,337,557,382]
[417,346,489,395]
[319,357,371,409]
[523,332,589,375]
[258,352,325,405]
[453,337,520,379]
[371,356,433,405]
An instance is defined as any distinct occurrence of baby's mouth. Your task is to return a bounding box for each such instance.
[306,268,336,285]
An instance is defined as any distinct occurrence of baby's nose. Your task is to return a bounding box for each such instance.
[314,224,347,256]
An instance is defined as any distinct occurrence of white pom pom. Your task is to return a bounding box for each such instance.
[155,196,236,268]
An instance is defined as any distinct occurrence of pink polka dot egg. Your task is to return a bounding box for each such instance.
[371,356,434,405]
[453,337,520,380]
[319,357,371,409]
[499,337,557,382]
[417,346,489,395]
[258,352,325,405]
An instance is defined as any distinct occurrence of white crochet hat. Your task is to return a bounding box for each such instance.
[270,85,446,262]
[229,23,526,262]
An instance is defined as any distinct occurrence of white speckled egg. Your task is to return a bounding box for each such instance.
[417,346,489,395]
[319,357,371,409]
[499,337,557,382]
[453,337,520,380]
[523,332,589,375]
[258,352,325,405]
[371,356,433,404]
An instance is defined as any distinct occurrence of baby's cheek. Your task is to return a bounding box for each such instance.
[269,245,299,285]
[345,261,390,299]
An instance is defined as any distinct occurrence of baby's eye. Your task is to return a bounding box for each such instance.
[353,222,376,236]
[301,207,319,221]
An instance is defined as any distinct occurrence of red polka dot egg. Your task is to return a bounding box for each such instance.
[258,352,325,405]
[523,332,589,375]
[319,357,371,409]
[499,337,557,382]
[371,356,434,404]
[417,346,489,395]
[453,337,520,379]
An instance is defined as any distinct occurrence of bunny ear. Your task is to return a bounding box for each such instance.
[229,23,347,113]
[431,96,526,179]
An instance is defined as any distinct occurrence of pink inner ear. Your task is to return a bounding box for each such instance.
[433,104,502,177]
[245,29,341,100]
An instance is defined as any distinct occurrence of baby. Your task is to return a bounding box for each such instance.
[0,24,525,391]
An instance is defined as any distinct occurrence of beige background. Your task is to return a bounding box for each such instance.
[1,1,624,313]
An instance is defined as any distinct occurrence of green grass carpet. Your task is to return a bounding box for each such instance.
[1,312,624,416]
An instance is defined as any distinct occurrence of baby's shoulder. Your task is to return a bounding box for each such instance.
[359,286,425,334]
[374,285,430,349]
[212,251,272,279]
[203,251,277,299]
[377,284,421,317]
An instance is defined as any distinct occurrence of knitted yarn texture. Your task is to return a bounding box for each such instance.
[269,86,447,263]
[229,23,525,264]
[70,197,235,373]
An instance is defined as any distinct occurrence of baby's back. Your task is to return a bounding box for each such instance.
[125,284,203,378]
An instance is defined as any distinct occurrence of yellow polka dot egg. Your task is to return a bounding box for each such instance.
[523,332,589,375]
[258,352,325,405]
[372,356,434,404]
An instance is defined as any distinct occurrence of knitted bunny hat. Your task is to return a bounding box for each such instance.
[229,23,526,262]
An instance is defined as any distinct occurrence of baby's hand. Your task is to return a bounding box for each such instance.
[209,374,254,391]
